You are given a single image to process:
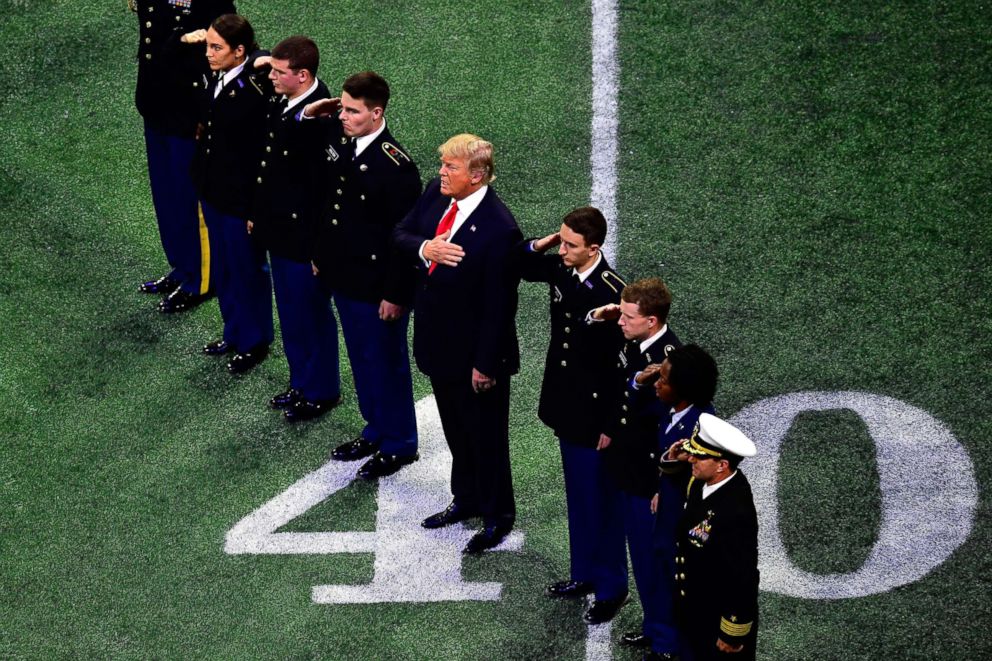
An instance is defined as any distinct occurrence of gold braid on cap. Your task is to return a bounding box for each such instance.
[681,423,724,458]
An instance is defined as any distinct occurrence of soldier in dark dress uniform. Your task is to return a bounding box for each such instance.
[585,278,681,632]
[247,37,340,414]
[188,14,274,374]
[663,413,759,661]
[514,207,630,615]
[132,0,232,311]
[303,72,422,479]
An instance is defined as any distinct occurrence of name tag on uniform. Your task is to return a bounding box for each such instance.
[325,145,339,161]
[553,285,562,303]
[618,350,628,368]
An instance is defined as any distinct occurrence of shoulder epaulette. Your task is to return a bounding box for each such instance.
[248,75,265,95]
[382,141,411,166]
[602,270,626,294]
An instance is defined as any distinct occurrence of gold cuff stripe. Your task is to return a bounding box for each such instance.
[720,618,752,636]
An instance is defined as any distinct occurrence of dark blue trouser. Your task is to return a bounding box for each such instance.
[143,123,209,295]
[559,440,628,600]
[201,201,273,353]
[623,489,679,654]
[333,292,417,456]
[270,255,339,401]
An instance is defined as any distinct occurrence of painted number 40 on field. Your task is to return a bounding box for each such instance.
[226,392,977,603]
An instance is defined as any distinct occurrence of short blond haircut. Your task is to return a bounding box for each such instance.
[438,133,495,184]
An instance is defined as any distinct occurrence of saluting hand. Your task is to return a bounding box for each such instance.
[635,362,663,386]
[303,97,342,118]
[253,55,272,69]
[532,232,561,253]
[180,29,207,44]
[650,493,659,514]
[311,261,320,276]
[424,230,465,268]
[596,433,612,450]
[591,303,621,321]
[246,220,253,235]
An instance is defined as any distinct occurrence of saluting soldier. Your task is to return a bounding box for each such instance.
[188,14,274,374]
[514,207,630,619]
[247,37,341,415]
[132,0,233,311]
[585,278,681,630]
[666,413,759,661]
[629,344,719,660]
[301,73,422,480]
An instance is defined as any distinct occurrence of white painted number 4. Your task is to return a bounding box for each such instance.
[225,396,525,603]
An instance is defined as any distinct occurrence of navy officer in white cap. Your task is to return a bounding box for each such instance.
[661,413,759,661]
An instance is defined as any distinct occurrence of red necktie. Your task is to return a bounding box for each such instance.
[428,201,458,274]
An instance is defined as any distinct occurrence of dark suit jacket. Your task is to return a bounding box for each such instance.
[314,125,422,305]
[190,52,271,218]
[516,248,626,446]
[134,0,234,136]
[393,179,522,381]
[250,81,332,262]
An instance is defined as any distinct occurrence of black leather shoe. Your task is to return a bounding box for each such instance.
[331,437,378,462]
[545,580,594,599]
[158,289,209,313]
[227,345,269,374]
[356,452,419,480]
[421,502,477,529]
[582,592,629,625]
[269,388,301,409]
[139,274,180,294]
[464,521,514,554]
[283,396,341,421]
[642,652,675,661]
[203,339,231,356]
[621,630,652,648]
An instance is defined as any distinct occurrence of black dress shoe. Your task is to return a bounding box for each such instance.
[464,521,514,554]
[356,452,419,480]
[421,502,477,529]
[283,396,341,421]
[227,345,269,374]
[269,388,301,409]
[158,288,208,313]
[331,437,378,462]
[203,339,231,356]
[545,580,594,599]
[621,630,652,648]
[139,274,180,294]
[642,652,675,661]
[582,592,629,625]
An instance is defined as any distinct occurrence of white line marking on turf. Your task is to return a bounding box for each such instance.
[585,622,613,661]
[732,391,978,599]
[591,0,619,264]
[226,396,524,603]
[587,1,619,658]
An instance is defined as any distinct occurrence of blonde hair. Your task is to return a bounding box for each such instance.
[438,133,495,184]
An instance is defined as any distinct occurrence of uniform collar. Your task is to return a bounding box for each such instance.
[639,324,669,354]
[573,252,602,283]
[354,119,387,158]
[285,78,320,113]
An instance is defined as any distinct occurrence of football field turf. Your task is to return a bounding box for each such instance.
[1,1,990,659]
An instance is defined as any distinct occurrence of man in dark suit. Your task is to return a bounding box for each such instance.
[301,73,421,480]
[585,278,682,626]
[665,414,760,661]
[132,0,232,311]
[515,207,630,613]
[248,36,340,416]
[393,134,522,554]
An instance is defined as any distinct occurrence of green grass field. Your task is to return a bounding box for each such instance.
[2,1,990,658]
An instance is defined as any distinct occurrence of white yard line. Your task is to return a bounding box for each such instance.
[587,2,620,659]
[590,0,620,264]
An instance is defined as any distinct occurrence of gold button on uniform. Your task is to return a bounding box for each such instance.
[563,343,569,349]
[592,392,598,398]
[256,177,262,183]
[291,213,298,219]
[564,326,570,333]
[332,219,338,225]
[145,21,152,27]
[145,53,152,60]
[561,360,567,367]
[266,146,271,153]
